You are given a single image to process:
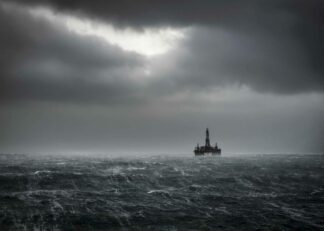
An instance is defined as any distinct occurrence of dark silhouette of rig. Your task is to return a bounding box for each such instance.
[194,128,221,155]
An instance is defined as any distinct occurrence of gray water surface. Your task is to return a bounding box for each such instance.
[0,154,323,230]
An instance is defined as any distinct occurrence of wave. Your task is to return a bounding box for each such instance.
[0,154,323,230]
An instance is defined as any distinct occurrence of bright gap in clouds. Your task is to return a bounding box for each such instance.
[28,6,187,57]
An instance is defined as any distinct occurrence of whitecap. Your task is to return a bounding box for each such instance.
[126,167,146,171]
[33,170,52,175]
[147,189,169,194]
[52,201,64,211]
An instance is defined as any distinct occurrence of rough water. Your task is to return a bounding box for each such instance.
[0,154,323,230]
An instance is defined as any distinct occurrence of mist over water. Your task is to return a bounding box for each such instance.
[0,154,323,230]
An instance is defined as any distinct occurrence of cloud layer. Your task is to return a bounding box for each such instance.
[0,0,323,154]
[0,3,147,104]
[1,0,323,102]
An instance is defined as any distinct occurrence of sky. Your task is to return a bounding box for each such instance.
[0,0,323,155]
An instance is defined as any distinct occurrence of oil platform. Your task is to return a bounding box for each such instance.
[194,128,221,155]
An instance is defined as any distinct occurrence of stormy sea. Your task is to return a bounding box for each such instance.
[0,154,323,231]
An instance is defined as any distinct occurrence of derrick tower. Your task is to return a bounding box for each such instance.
[205,128,211,147]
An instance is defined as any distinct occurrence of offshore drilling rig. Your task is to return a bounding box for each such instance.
[194,128,221,155]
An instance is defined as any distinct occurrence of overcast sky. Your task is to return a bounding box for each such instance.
[0,0,323,155]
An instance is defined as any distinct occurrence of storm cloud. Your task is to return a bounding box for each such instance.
[0,0,323,154]
[0,3,147,105]
[1,0,323,98]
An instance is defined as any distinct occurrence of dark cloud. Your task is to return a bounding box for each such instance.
[0,3,146,105]
[160,27,324,94]
[4,0,240,27]
[7,0,323,29]
[4,0,324,94]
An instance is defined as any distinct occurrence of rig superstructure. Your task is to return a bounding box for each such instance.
[194,128,221,155]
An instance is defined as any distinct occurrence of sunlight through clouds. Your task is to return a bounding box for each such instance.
[28,6,187,56]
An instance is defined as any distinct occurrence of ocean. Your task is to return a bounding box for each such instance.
[0,154,323,230]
